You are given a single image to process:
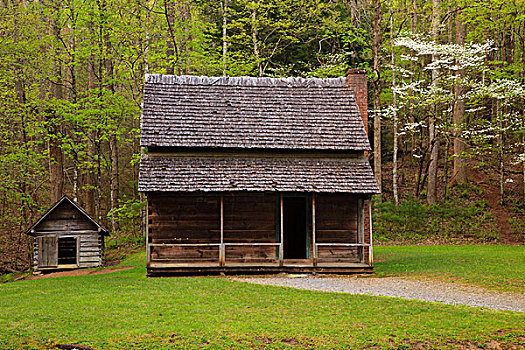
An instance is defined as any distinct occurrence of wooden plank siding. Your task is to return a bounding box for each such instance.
[27,196,107,271]
[148,192,278,264]
[315,194,361,264]
[33,233,103,269]
[147,192,371,273]
[34,202,99,232]
[148,193,220,244]
[222,193,276,243]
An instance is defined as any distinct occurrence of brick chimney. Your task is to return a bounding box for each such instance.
[346,69,368,135]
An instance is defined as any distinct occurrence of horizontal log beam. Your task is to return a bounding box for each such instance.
[224,243,280,246]
[149,243,280,247]
[316,243,371,247]
[150,243,221,247]
[33,230,99,235]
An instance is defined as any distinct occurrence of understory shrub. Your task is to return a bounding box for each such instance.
[373,195,498,243]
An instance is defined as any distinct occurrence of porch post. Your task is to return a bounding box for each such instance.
[145,195,150,265]
[358,198,365,263]
[279,193,284,267]
[368,200,374,266]
[312,193,317,267]
[219,194,225,267]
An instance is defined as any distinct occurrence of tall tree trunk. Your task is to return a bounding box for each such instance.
[164,0,178,74]
[68,0,80,202]
[443,138,450,199]
[252,3,262,77]
[388,0,398,205]
[14,59,30,268]
[498,101,505,205]
[427,0,440,205]
[85,12,97,215]
[110,133,119,237]
[452,7,467,185]
[447,2,454,44]
[85,57,97,215]
[102,0,119,237]
[522,20,525,202]
[372,0,382,193]
[409,0,417,158]
[221,0,228,76]
[140,0,150,240]
[49,14,65,203]
[179,0,193,74]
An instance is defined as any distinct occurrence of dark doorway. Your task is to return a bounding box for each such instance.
[58,237,77,265]
[283,197,307,259]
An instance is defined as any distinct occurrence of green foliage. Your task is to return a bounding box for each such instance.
[107,199,146,247]
[374,194,498,243]
[507,200,525,237]
[0,250,524,349]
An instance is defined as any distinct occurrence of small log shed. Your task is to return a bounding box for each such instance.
[25,195,109,271]
[139,71,380,275]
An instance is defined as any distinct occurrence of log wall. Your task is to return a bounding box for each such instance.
[148,192,278,263]
[315,194,360,263]
[223,193,276,243]
[33,233,104,269]
[31,200,105,270]
[148,193,220,244]
[147,192,368,267]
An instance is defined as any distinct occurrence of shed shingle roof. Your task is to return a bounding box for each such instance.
[139,156,380,194]
[141,74,370,151]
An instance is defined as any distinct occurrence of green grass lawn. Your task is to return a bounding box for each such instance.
[374,245,525,293]
[0,246,524,350]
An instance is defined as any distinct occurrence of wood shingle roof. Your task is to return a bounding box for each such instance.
[141,75,371,151]
[138,156,379,194]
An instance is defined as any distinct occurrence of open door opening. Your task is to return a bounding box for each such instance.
[283,197,307,259]
[58,237,77,265]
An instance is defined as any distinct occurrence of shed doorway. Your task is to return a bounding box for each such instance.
[283,197,308,259]
[58,237,77,265]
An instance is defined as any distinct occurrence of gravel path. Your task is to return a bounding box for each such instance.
[236,275,524,312]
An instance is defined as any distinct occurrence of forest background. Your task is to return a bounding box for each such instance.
[1,0,524,273]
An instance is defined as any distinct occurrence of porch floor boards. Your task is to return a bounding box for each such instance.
[147,261,372,276]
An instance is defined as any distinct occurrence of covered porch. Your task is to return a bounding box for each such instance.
[146,192,373,275]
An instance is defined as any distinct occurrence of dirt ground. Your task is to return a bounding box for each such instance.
[28,266,134,280]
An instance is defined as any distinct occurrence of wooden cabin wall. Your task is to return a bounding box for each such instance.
[148,193,220,262]
[78,234,103,267]
[33,233,103,269]
[316,194,358,242]
[148,192,278,264]
[148,193,220,244]
[147,192,371,267]
[223,193,277,263]
[363,199,372,265]
[315,194,360,263]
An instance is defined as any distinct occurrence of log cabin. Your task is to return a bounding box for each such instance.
[139,70,380,275]
[25,195,109,271]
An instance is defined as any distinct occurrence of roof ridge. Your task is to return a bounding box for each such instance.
[145,74,348,88]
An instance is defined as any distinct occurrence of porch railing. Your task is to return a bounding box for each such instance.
[148,241,371,266]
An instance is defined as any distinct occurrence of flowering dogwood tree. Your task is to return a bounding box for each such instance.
[389,34,525,203]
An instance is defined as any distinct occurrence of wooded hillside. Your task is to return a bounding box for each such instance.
[1,0,524,273]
